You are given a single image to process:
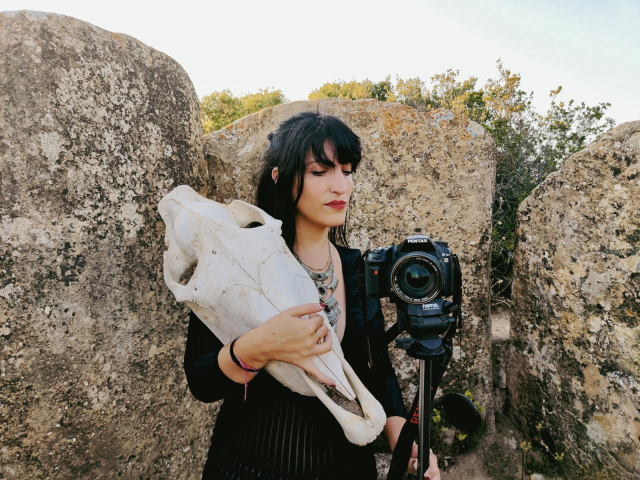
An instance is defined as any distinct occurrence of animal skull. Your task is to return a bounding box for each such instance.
[159,185,386,445]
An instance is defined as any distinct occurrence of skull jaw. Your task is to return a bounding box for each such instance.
[176,276,388,446]
[262,345,387,446]
[299,352,387,446]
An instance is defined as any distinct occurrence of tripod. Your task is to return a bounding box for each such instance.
[385,307,456,480]
[358,247,467,479]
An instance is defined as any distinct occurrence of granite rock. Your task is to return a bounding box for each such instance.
[0,11,210,478]
[204,98,497,431]
[508,121,640,478]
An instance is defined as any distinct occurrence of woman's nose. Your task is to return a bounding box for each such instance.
[329,169,348,193]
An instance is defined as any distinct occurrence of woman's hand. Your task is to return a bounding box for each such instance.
[408,444,440,480]
[236,303,335,386]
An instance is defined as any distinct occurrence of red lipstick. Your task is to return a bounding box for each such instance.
[325,201,346,209]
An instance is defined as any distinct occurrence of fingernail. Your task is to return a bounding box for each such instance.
[413,460,418,469]
[320,302,327,307]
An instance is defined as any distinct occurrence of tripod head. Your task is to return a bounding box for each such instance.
[394,299,458,364]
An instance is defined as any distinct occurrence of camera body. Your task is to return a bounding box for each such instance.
[363,235,454,305]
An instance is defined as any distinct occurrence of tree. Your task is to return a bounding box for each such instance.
[308,76,394,102]
[535,86,615,180]
[430,69,487,122]
[393,76,429,109]
[200,88,287,134]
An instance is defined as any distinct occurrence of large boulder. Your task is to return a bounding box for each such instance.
[204,99,497,430]
[0,11,211,478]
[508,121,640,478]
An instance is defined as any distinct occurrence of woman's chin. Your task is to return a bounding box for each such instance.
[327,216,347,228]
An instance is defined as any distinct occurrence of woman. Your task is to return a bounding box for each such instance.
[183,111,441,479]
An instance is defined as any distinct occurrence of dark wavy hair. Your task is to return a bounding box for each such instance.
[253,111,362,253]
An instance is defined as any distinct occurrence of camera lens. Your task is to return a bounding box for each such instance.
[405,264,431,289]
[391,254,442,303]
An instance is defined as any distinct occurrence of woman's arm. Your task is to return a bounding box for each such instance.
[383,416,407,452]
[183,310,253,403]
[183,303,336,403]
[367,301,441,479]
[365,296,407,419]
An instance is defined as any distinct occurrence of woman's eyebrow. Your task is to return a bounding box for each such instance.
[306,159,332,167]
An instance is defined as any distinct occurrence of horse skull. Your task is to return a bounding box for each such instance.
[158,185,386,445]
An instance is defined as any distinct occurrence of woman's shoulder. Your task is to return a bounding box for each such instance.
[333,243,362,264]
[333,244,363,279]
[333,243,360,254]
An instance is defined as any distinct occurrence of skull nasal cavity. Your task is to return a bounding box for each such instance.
[179,263,197,286]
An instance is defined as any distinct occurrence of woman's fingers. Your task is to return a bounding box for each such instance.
[313,328,333,352]
[273,304,338,381]
[302,360,336,387]
[407,442,418,475]
[424,449,440,480]
[408,459,417,476]
[315,323,329,341]
[407,445,440,479]
[309,313,325,330]
[286,302,325,318]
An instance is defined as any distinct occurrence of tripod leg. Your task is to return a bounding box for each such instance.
[386,356,438,480]
[418,359,432,479]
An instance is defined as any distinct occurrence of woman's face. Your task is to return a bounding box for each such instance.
[294,139,354,231]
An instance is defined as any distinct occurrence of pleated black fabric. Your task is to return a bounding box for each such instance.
[183,245,407,480]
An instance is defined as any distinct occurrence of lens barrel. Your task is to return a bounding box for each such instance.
[390,254,442,303]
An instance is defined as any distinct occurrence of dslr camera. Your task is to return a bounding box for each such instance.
[363,235,454,305]
[362,235,459,338]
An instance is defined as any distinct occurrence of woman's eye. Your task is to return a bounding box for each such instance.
[310,169,352,176]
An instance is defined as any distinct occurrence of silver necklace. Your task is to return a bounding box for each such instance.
[295,240,342,330]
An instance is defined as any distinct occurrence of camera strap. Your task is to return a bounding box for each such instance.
[358,250,369,329]
[445,253,464,338]
[358,250,374,367]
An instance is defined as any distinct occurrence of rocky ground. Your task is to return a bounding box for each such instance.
[438,306,565,480]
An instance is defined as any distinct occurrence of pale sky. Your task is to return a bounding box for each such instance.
[4,0,639,125]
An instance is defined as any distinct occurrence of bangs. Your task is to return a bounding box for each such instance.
[305,117,362,172]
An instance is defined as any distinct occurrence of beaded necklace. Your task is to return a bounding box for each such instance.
[294,240,342,330]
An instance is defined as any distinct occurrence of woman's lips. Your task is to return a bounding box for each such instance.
[325,201,346,209]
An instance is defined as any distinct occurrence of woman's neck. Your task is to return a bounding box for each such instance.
[294,217,331,267]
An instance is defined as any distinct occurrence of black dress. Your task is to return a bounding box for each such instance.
[183,245,407,480]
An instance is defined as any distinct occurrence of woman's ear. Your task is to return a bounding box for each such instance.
[271,167,278,184]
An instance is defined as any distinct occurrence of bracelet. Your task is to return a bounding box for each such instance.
[230,337,261,372]
[229,337,261,402]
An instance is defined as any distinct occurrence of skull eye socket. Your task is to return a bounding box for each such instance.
[244,221,264,229]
